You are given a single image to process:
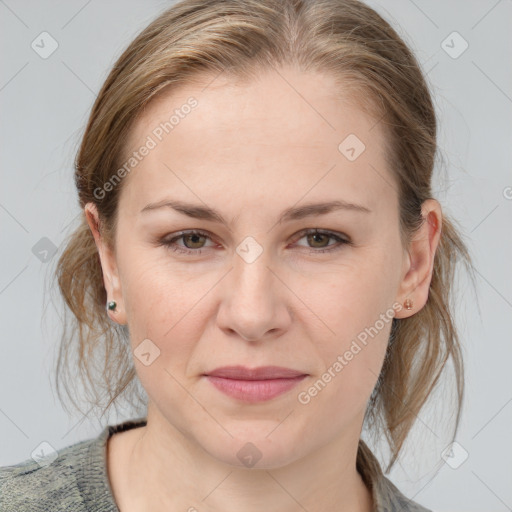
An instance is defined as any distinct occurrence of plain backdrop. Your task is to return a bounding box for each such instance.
[1,1,511,511]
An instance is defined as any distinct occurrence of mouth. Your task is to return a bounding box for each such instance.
[203,365,308,403]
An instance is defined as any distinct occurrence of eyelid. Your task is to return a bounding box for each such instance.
[165,229,217,250]
[161,227,352,255]
[291,228,351,244]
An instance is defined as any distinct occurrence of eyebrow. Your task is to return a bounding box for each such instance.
[140,199,371,224]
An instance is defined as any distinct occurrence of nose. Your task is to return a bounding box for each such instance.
[216,246,291,342]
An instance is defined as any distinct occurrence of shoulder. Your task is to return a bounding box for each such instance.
[0,430,108,512]
[0,417,146,512]
[357,439,433,512]
[373,473,433,512]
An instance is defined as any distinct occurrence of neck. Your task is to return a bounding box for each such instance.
[111,407,374,512]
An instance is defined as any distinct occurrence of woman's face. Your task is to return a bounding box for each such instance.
[88,66,422,468]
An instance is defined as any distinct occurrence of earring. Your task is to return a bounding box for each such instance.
[404,298,413,310]
[107,300,117,312]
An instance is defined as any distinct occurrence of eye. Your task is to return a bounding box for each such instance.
[161,230,215,255]
[159,228,352,256]
[291,228,352,253]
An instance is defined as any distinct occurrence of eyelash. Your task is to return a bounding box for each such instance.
[160,228,352,256]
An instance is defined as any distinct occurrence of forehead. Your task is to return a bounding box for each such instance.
[118,66,394,215]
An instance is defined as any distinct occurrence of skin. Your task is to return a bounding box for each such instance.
[85,65,442,512]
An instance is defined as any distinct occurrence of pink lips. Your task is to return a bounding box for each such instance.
[204,365,307,403]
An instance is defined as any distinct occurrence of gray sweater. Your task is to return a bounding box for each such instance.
[0,417,432,511]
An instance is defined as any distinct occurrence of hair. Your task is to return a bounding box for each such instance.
[49,0,476,473]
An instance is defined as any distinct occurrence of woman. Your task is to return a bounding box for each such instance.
[0,0,474,510]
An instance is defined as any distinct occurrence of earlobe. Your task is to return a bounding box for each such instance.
[84,203,127,325]
[394,199,442,319]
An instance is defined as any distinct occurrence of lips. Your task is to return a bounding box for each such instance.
[205,365,307,380]
[203,366,308,403]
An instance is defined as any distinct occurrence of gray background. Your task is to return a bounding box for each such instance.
[1,1,511,510]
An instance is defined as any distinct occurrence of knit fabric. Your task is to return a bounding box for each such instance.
[0,417,432,511]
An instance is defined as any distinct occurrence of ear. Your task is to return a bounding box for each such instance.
[394,198,442,319]
[84,202,127,325]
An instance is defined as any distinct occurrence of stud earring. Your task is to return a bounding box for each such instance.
[404,298,413,310]
[107,300,117,312]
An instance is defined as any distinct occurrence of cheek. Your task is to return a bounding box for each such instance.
[119,242,192,320]
[300,300,392,422]
[116,245,196,352]
[312,249,397,334]
[303,249,398,396]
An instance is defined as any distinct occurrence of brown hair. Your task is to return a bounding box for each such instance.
[49,0,475,472]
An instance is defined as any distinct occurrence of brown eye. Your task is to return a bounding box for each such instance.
[306,232,331,248]
[161,228,351,257]
[182,233,207,249]
[293,229,351,254]
[161,230,215,255]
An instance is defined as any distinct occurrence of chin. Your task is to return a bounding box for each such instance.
[201,430,306,470]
